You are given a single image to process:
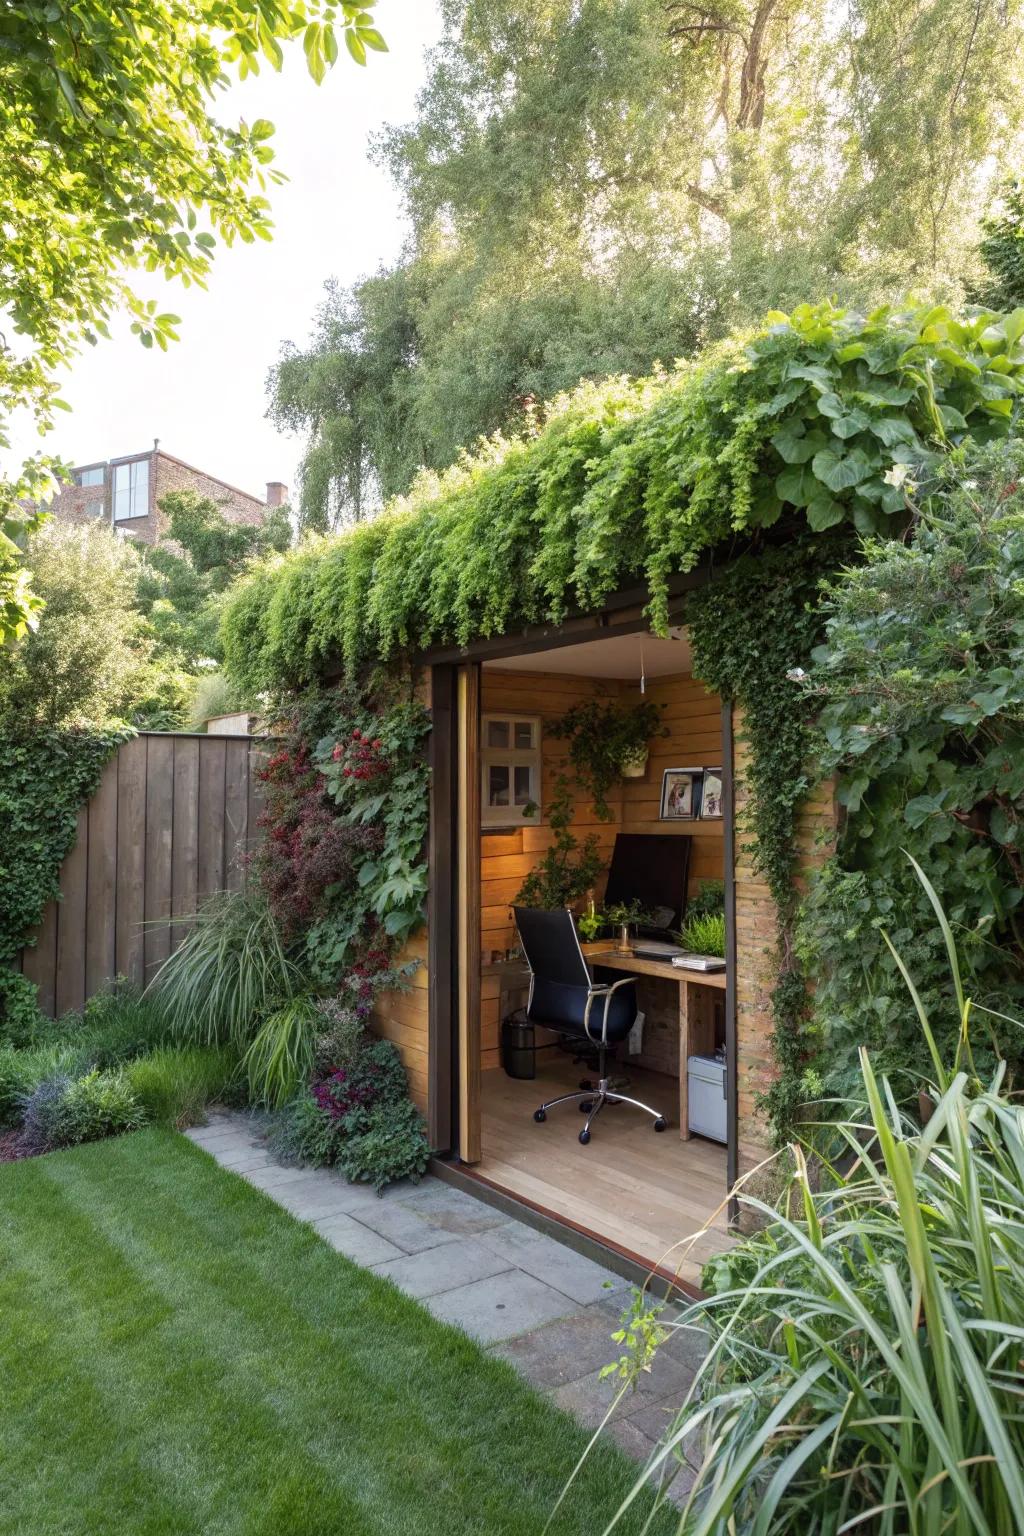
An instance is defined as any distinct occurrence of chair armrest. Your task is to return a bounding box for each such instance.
[583,974,636,1044]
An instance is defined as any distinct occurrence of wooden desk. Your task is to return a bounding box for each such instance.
[583,946,725,1140]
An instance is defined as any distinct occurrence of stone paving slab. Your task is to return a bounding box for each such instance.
[425,1268,582,1343]
[488,1301,627,1389]
[349,1196,464,1255]
[476,1219,632,1305]
[372,1237,512,1300]
[312,1213,405,1265]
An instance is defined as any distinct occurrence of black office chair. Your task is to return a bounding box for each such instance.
[513,906,669,1145]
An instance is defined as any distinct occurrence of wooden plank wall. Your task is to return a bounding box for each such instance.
[618,673,725,894]
[478,668,725,1072]
[16,734,265,1016]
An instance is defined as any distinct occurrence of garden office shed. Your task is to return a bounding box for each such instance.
[213,304,1024,1284]
[374,583,836,1281]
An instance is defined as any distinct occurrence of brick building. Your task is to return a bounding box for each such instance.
[50,442,288,547]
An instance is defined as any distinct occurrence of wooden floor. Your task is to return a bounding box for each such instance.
[477,1056,733,1287]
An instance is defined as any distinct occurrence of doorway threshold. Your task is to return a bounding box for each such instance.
[429,1156,703,1300]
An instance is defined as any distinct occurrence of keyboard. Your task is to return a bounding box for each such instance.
[632,941,687,961]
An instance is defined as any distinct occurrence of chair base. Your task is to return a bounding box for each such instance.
[533,1075,668,1145]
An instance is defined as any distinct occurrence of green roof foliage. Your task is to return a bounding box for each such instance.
[222,302,1024,696]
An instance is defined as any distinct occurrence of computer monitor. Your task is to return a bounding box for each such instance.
[603,833,692,934]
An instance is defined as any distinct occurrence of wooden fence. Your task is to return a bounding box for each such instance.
[16,733,266,1017]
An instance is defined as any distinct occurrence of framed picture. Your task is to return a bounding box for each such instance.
[660,767,702,821]
[700,768,723,820]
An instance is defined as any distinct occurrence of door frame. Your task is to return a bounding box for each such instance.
[425,577,740,1206]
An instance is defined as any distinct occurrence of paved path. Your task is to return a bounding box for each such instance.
[184,1113,702,1494]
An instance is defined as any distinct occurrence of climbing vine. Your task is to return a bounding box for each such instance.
[688,537,854,1140]
[0,726,132,1041]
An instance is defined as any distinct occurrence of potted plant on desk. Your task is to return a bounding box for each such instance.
[601,899,655,954]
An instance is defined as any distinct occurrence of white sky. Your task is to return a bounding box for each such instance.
[5,3,444,503]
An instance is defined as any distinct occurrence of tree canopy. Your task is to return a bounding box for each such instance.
[0,523,156,727]
[137,490,293,670]
[271,0,1024,529]
[0,0,386,643]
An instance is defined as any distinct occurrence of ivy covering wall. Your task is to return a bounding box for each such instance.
[0,726,132,1040]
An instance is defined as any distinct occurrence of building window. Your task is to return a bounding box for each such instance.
[113,459,149,521]
[481,714,541,827]
[74,466,104,487]
[84,498,105,519]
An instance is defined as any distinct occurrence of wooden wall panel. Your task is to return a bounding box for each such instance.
[170,738,200,948]
[144,736,175,982]
[54,806,89,1016]
[84,757,118,997]
[197,736,227,902]
[223,740,250,893]
[618,673,725,896]
[115,736,147,987]
[17,734,266,1015]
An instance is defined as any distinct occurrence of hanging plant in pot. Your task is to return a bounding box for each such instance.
[550,699,667,817]
[619,741,650,778]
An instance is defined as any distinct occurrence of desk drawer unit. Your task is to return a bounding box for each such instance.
[687,1053,727,1142]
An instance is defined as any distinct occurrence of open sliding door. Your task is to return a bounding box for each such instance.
[456,663,482,1163]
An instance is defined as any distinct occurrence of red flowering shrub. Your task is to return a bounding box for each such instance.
[330,729,390,784]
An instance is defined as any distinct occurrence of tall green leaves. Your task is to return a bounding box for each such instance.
[148,891,305,1052]
[597,921,1024,1533]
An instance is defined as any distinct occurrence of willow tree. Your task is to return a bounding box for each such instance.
[273,0,1024,529]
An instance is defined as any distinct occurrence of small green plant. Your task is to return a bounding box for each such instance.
[576,909,604,942]
[602,900,653,928]
[677,910,726,957]
[686,879,724,921]
[267,1089,346,1167]
[551,700,667,820]
[337,1097,430,1195]
[0,1042,85,1129]
[58,1069,147,1146]
[515,774,604,910]
[75,981,171,1066]
[19,1068,146,1154]
[242,994,320,1107]
[124,1045,242,1128]
[311,997,368,1074]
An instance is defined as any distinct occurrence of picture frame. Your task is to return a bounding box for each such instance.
[659,767,702,821]
[700,767,723,820]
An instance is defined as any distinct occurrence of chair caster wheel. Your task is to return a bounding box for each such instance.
[578,1129,591,1145]
[579,1100,593,1113]
[654,1117,667,1132]
[533,1109,547,1123]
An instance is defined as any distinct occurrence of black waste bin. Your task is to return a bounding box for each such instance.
[501,1012,536,1079]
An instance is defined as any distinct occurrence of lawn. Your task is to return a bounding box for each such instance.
[0,1130,667,1536]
